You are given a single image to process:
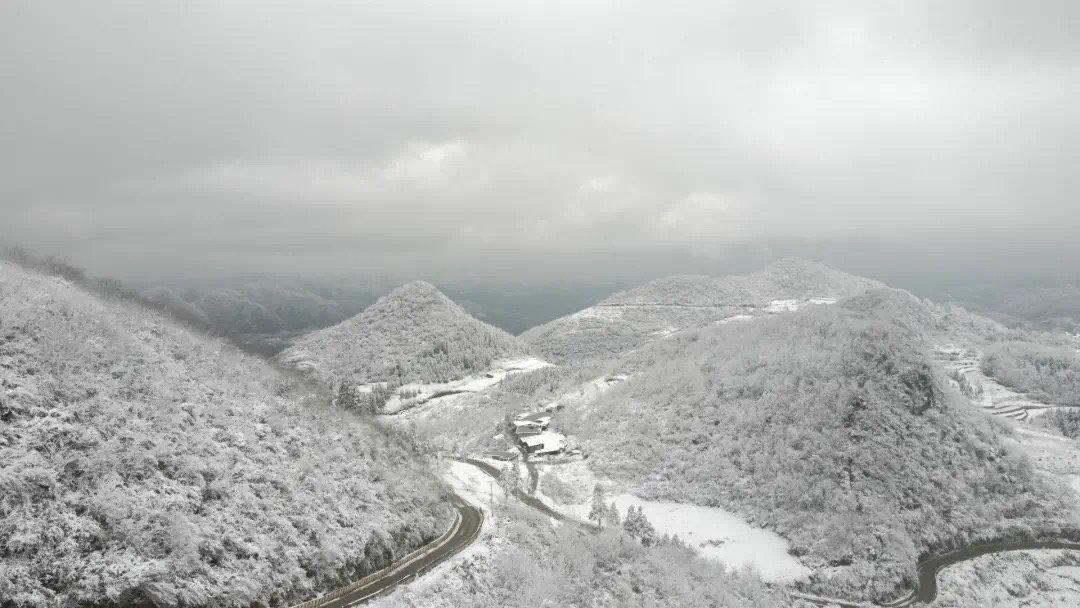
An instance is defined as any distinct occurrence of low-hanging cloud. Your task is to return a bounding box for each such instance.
[1,0,1077,282]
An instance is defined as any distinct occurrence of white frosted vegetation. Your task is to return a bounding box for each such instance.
[0,262,449,607]
[281,281,534,389]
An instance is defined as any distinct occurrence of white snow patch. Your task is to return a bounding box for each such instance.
[558,494,809,582]
[534,462,808,583]
[765,297,837,313]
[570,306,624,322]
[652,325,680,337]
[382,357,551,414]
[444,461,498,520]
[546,374,629,412]
[715,314,754,325]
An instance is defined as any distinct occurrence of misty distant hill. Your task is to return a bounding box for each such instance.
[280,280,534,386]
[522,258,884,364]
[0,261,449,607]
[133,277,622,356]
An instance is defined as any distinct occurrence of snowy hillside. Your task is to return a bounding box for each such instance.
[0,262,451,607]
[554,289,1074,601]
[280,281,534,389]
[522,258,883,364]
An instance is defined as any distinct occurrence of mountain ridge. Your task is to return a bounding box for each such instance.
[522,258,884,364]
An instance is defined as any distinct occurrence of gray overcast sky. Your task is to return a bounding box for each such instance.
[1,1,1077,283]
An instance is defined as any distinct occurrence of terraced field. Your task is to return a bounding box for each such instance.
[933,346,1072,422]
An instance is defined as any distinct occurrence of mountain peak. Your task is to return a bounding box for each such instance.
[283,280,532,383]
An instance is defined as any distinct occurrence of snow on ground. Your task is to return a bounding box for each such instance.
[570,306,624,322]
[933,346,1080,497]
[933,345,1064,422]
[929,549,1080,608]
[765,297,836,313]
[651,325,680,337]
[533,462,810,583]
[545,374,629,412]
[715,313,754,325]
[1007,426,1080,498]
[381,357,551,414]
[444,461,498,522]
[571,494,809,583]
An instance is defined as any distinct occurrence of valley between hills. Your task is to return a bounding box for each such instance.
[4,256,1080,608]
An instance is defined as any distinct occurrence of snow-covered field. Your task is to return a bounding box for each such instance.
[534,462,810,583]
[381,357,550,414]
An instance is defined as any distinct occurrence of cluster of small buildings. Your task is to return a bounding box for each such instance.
[513,411,567,457]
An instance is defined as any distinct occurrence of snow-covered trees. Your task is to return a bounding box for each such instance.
[377,504,786,608]
[622,506,656,546]
[566,289,1070,601]
[281,281,534,388]
[0,261,450,607]
[606,503,621,528]
[981,341,1080,406]
[588,484,607,529]
[499,460,523,502]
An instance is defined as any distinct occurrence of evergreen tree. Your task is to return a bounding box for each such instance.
[623,505,642,539]
[637,507,657,547]
[588,483,608,529]
[499,459,522,503]
[606,502,621,527]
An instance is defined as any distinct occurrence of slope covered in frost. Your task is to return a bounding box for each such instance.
[0,262,450,607]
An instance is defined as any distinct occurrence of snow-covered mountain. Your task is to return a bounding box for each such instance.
[536,288,1077,601]
[0,261,450,607]
[522,258,884,364]
[280,281,535,386]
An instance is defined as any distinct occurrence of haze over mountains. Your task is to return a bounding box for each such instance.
[4,250,1080,608]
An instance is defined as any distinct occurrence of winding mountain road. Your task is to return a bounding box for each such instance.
[291,493,482,608]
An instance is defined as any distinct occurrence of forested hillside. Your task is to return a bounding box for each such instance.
[281,281,534,386]
[376,501,786,608]
[522,258,883,364]
[0,262,450,607]
[562,289,1074,601]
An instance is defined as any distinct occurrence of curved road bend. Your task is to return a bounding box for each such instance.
[797,539,1080,607]
[311,493,482,608]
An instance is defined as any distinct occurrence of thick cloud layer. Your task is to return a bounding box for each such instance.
[2,1,1077,281]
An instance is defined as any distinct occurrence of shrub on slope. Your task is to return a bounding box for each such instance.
[564,289,1070,601]
[0,262,450,608]
[282,281,533,385]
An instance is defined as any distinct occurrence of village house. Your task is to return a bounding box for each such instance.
[512,411,552,432]
[519,431,566,456]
